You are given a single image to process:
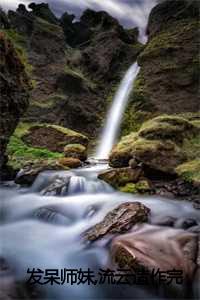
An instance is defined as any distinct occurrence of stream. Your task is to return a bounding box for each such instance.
[0,161,199,299]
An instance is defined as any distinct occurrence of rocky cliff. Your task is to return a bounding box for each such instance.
[103,0,200,201]
[0,31,30,178]
[4,3,143,137]
[0,0,199,184]
[122,0,199,134]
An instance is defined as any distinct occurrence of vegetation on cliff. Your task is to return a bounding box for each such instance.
[122,0,199,135]
[0,31,31,177]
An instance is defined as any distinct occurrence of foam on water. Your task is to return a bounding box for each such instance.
[0,165,199,299]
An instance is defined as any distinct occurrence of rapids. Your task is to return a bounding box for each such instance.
[0,163,199,299]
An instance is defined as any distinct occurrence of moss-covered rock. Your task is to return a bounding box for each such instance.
[57,157,82,168]
[98,167,143,189]
[119,180,151,194]
[7,122,88,170]
[64,144,87,161]
[109,115,200,175]
[176,160,200,187]
[138,115,197,142]
[21,123,89,151]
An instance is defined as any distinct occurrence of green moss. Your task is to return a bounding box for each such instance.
[113,132,138,153]
[138,115,195,141]
[119,180,150,194]
[49,124,87,138]
[135,180,150,192]
[36,17,62,35]
[14,122,35,138]
[182,134,200,160]
[31,94,66,109]
[120,183,137,193]
[121,108,153,136]
[15,122,87,139]
[3,29,33,76]
[131,72,148,108]
[176,159,200,185]
[121,70,152,136]
[6,122,88,169]
[140,19,198,61]
[2,29,26,47]
[7,136,62,170]
[64,144,86,151]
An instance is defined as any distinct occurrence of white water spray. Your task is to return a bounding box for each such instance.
[96,62,140,159]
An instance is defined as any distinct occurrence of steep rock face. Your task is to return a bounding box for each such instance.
[122,0,199,134]
[0,32,30,177]
[6,4,142,137]
[7,6,67,121]
[69,9,142,82]
[28,2,58,24]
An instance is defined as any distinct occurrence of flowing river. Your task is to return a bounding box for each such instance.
[0,2,199,297]
[0,161,199,299]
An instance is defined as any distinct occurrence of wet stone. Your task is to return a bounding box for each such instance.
[84,202,150,241]
[111,224,198,280]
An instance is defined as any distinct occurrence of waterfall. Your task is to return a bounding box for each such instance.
[96,62,140,159]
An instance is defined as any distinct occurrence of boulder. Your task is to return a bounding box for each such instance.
[57,157,82,168]
[64,144,87,161]
[84,202,150,241]
[7,122,88,171]
[40,175,70,196]
[109,115,200,175]
[138,115,197,142]
[21,123,89,152]
[15,160,68,185]
[111,224,198,280]
[98,167,143,189]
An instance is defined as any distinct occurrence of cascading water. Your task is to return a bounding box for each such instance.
[0,166,199,300]
[96,63,140,159]
[0,2,199,300]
